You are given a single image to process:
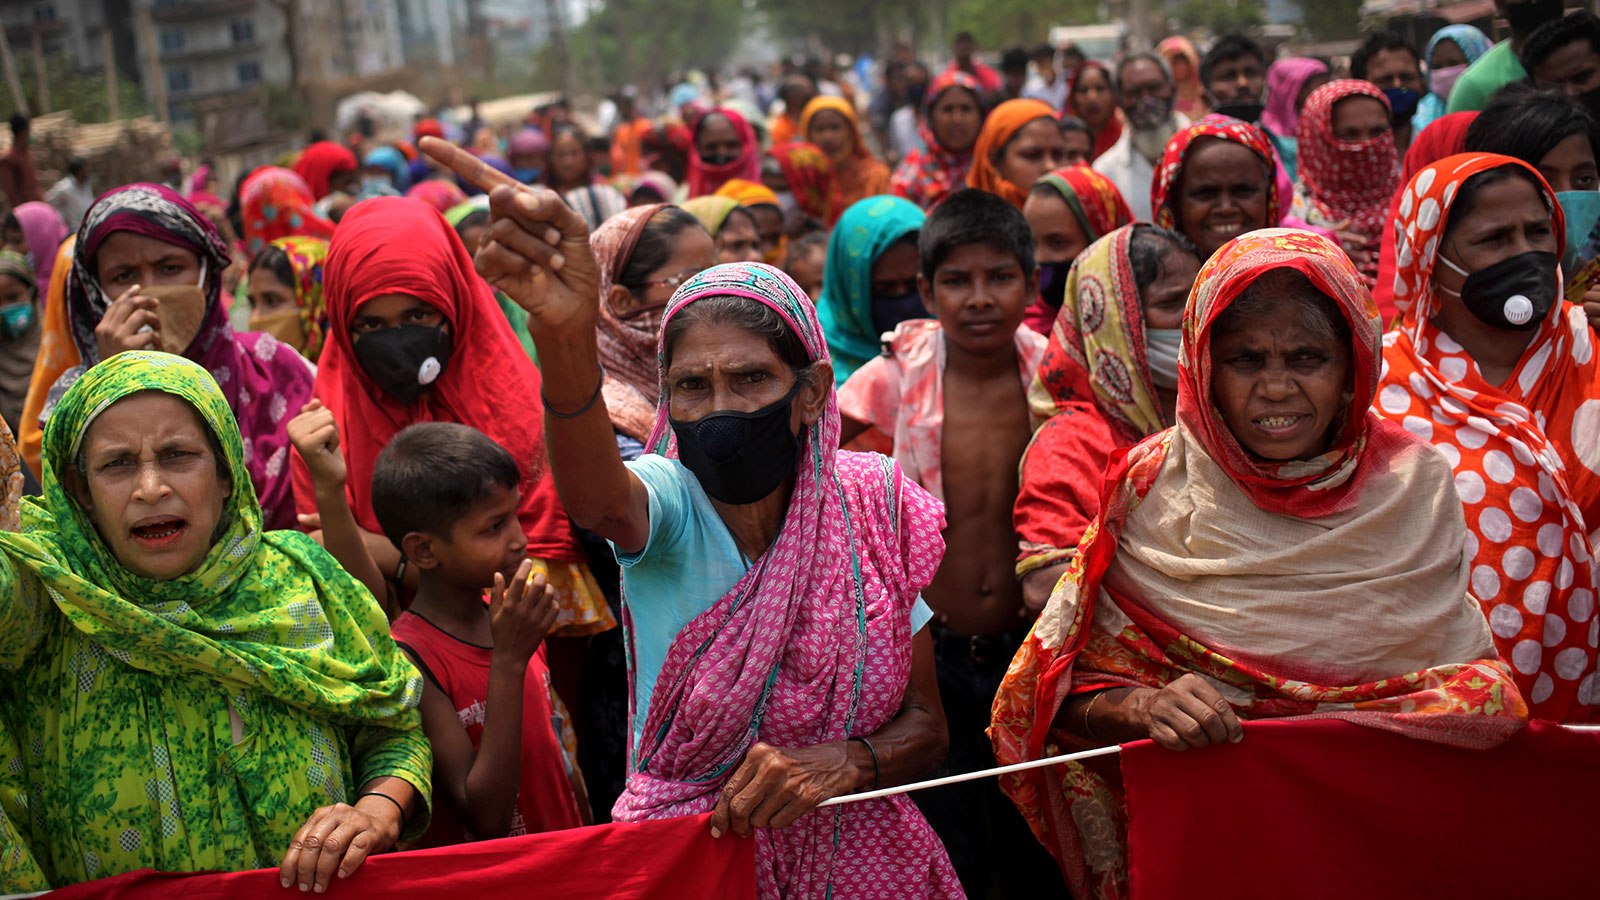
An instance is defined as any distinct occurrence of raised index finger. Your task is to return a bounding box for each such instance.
[419,136,520,194]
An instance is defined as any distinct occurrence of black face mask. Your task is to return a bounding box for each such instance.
[1504,0,1563,35]
[701,152,739,167]
[869,291,928,338]
[671,379,805,505]
[1212,100,1265,124]
[353,325,453,404]
[1439,249,1559,331]
[1038,262,1070,310]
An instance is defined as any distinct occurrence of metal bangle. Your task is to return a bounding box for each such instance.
[542,365,606,420]
[849,736,881,791]
[1082,691,1107,742]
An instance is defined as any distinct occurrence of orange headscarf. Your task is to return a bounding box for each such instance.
[799,97,890,216]
[966,98,1060,209]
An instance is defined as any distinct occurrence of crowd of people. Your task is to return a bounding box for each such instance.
[1,2,1599,897]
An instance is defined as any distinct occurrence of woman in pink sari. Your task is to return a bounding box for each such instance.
[422,133,960,900]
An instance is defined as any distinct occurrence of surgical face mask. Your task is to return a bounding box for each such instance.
[670,378,804,505]
[0,299,35,341]
[1383,87,1421,125]
[1038,261,1070,310]
[1437,249,1559,331]
[1558,189,1600,280]
[1429,64,1467,101]
[353,324,452,404]
[1144,327,1182,390]
[248,308,305,348]
[1504,0,1563,36]
[1212,100,1265,124]
[362,174,393,190]
[870,290,928,338]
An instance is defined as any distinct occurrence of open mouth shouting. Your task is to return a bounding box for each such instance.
[129,515,189,549]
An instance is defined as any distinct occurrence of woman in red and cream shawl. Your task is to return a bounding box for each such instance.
[990,229,1525,899]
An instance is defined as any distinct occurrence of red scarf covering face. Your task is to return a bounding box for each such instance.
[1068,61,1123,161]
[966,98,1061,209]
[686,108,762,198]
[888,71,982,210]
[1294,80,1401,279]
[291,141,358,200]
[1380,153,1600,721]
[1151,114,1285,236]
[293,197,578,560]
[769,141,836,224]
[993,228,1526,897]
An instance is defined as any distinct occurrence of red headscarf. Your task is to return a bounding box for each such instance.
[1151,114,1286,235]
[291,141,359,200]
[966,98,1060,209]
[1294,80,1401,281]
[1372,111,1478,321]
[888,71,983,210]
[687,108,761,198]
[769,141,837,225]
[239,166,335,257]
[1068,61,1123,161]
[293,197,578,560]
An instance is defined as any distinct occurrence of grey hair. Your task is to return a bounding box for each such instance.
[661,295,815,388]
[1114,51,1174,95]
[1128,224,1199,293]
[1211,268,1351,344]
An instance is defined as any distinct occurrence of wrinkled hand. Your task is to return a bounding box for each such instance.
[490,559,559,665]
[94,285,161,359]
[287,400,346,489]
[1021,563,1069,613]
[1131,673,1244,752]
[278,799,399,892]
[1582,288,1600,332]
[709,741,857,838]
[418,136,601,337]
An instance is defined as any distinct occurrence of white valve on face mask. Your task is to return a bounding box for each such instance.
[1504,294,1534,326]
[418,356,442,385]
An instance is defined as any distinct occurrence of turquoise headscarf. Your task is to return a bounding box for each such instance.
[816,195,926,385]
[1415,25,1494,132]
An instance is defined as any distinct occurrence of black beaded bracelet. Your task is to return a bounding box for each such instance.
[542,366,607,419]
[357,790,408,829]
[849,735,881,791]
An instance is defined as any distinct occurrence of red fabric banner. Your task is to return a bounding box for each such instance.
[42,813,753,899]
[1124,719,1600,899]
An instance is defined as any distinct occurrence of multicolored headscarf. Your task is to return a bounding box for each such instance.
[1038,165,1133,248]
[686,107,762,198]
[65,183,315,530]
[889,71,983,210]
[768,141,836,225]
[799,97,891,217]
[592,203,673,442]
[270,235,329,360]
[966,98,1060,209]
[1028,225,1164,442]
[239,166,336,257]
[616,262,960,895]
[1261,57,1330,138]
[1152,114,1284,236]
[1293,80,1400,283]
[1379,153,1596,722]
[816,195,927,385]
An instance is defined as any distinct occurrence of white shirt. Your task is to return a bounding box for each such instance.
[1091,113,1189,223]
[45,175,94,232]
[1023,73,1068,112]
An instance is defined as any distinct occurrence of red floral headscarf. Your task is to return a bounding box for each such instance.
[1151,114,1284,235]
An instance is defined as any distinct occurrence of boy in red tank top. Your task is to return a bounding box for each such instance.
[293,411,588,844]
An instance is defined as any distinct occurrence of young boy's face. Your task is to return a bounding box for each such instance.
[920,242,1035,356]
[434,481,529,588]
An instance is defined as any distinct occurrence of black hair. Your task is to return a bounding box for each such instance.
[717,204,758,238]
[619,205,703,287]
[1521,10,1600,77]
[1059,115,1093,141]
[1031,44,1056,63]
[918,188,1035,281]
[1350,31,1421,81]
[8,113,27,135]
[662,296,812,380]
[371,422,522,550]
[1466,82,1600,170]
[1002,47,1030,75]
[66,156,87,178]
[247,243,295,291]
[1127,224,1200,293]
[451,208,490,240]
[955,31,977,45]
[1442,165,1552,244]
[784,230,827,269]
[1200,34,1266,86]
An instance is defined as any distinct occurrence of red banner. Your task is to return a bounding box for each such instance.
[43,813,753,899]
[1124,719,1600,899]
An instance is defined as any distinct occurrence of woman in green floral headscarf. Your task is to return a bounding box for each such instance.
[0,351,430,894]
[815,195,927,385]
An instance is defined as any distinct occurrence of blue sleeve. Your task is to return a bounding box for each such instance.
[910,596,934,635]
[615,454,689,568]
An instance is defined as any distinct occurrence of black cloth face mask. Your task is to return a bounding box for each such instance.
[870,291,928,338]
[1437,249,1559,331]
[353,324,453,405]
[1037,261,1071,310]
[671,378,805,505]
[1212,100,1265,124]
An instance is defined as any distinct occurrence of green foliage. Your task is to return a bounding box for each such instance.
[1298,0,1364,41]
[0,54,150,124]
[948,0,1100,49]
[1177,0,1265,36]
[561,0,746,92]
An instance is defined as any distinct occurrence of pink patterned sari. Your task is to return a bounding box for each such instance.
[610,262,961,898]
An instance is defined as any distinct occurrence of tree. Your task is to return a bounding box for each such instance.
[947,0,1100,51]
[1175,0,1265,36]
[559,0,745,92]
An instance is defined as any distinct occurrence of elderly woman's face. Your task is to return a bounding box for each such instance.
[70,391,229,581]
[666,321,824,430]
[1177,137,1271,257]
[1141,249,1200,331]
[1210,284,1352,462]
[95,232,205,301]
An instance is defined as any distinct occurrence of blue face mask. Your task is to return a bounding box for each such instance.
[0,300,35,341]
[1383,87,1421,124]
[513,167,542,184]
[1557,190,1600,281]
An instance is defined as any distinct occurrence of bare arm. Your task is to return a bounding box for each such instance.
[287,401,392,613]
[420,137,650,554]
[1055,674,1245,752]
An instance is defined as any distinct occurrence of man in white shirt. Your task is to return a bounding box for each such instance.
[45,157,94,233]
[1022,44,1068,111]
[1093,52,1189,221]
